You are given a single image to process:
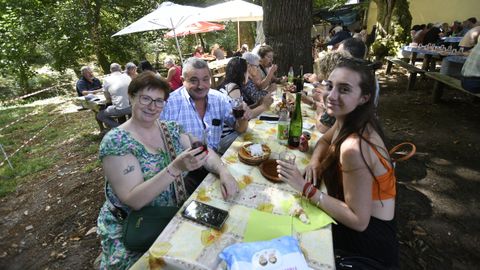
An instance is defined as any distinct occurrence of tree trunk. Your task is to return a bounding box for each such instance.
[374,0,396,37]
[239,22,255,50]
[82,0,110,74]
[262,0,313,75]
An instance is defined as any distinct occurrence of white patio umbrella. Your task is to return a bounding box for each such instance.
[202,0,263,49]
[112,1,204,64]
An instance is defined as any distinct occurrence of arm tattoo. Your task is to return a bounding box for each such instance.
[123,165,134,175]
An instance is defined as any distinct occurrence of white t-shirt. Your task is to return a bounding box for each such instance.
[103,71,131,110]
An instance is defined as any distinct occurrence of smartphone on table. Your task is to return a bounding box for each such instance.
[181,200,229,230]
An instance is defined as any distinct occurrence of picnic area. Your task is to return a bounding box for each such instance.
[1,0,479,269]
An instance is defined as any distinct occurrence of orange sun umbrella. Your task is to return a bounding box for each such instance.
[165,21,225,38]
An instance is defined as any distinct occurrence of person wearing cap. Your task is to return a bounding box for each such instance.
[125,62,137,79]
[164,57,182,91]
[97,63,132,128]
[326,26,352,48]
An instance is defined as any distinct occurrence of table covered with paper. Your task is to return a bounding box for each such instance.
[130,92,336,270]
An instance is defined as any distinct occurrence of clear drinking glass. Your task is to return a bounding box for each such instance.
[279,150,296,164]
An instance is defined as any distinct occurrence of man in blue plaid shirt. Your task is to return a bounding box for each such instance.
[161,57,249,152]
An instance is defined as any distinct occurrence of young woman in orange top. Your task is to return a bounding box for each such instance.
[277,59,398,268]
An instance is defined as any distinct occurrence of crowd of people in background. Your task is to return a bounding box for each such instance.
[76,57,187,132]
[410,17,479,50]
[74,15,479,267]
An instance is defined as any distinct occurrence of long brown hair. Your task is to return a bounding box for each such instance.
[317,59,387,200]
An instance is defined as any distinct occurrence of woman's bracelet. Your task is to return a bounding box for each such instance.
[302,182,312,197]
[315,191,325,208]
[166,165,181,178]
[307,186,317,199]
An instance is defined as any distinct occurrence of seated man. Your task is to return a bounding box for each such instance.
[96,63,132,128]
[161,57,249,192]
[461,40,480,93]
[76,66,103,96]
[125,62,137,79]
[161,57,248,152]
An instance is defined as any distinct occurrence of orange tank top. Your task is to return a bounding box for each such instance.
[336,145,396,201]
[369,146,396,200]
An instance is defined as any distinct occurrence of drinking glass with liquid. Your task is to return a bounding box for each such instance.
[231,97,245,119]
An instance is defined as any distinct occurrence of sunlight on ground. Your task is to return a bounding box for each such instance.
[0,96,82,114]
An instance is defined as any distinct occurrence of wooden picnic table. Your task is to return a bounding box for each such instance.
[130,91,335,270]
[402,45,467,72]
[74,94,108,131]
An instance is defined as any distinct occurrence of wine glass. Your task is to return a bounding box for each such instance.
[190,129,208,156]
[230,97,244,119]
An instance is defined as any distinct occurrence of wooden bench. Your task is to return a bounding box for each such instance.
[385,57,425,91]
[425,72,480,103]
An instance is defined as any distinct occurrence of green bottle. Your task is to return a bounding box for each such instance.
[287,66,294,83]
[287,92,303,148]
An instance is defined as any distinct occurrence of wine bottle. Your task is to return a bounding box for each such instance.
[295,65,304,92]
[277,108,289,145]
[287,66,294,83]
[288,92,303,148]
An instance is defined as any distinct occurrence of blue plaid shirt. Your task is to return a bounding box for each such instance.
[160,86,235,150]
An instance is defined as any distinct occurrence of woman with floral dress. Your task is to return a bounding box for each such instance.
[96,71,238,269]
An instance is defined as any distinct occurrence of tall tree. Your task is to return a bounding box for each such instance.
[262,0,313,75]
[373,0,411,38]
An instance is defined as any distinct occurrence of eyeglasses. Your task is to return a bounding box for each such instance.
[138,95,166,108]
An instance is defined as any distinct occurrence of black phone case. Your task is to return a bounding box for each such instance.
[259,115,279,121]
[181,200,229,230]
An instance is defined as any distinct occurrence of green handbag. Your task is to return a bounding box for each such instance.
[122,206,179,252]
[122,121,188,253]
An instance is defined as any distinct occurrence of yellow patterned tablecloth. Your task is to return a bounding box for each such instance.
[130,100,335,270]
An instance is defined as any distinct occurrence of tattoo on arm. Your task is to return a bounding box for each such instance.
[123,165,134,175]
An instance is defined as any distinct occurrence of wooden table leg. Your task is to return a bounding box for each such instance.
[433,81,444,103]
[386,61,393,74]
[410,52,417,65]
[429,57,437,71]
[422,55,432,71]
[93,111,105,132]
[407,72,418,91]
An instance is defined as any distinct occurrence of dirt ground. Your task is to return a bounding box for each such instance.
[0,68,479,270]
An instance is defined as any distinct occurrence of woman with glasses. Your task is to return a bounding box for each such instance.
[96,71,210,269]
[241,52,276,106]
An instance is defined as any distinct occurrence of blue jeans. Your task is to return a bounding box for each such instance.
[218,131,239,155]
[97,105,132,128]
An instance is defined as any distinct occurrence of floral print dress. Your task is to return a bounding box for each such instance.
[96,121,184,270]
